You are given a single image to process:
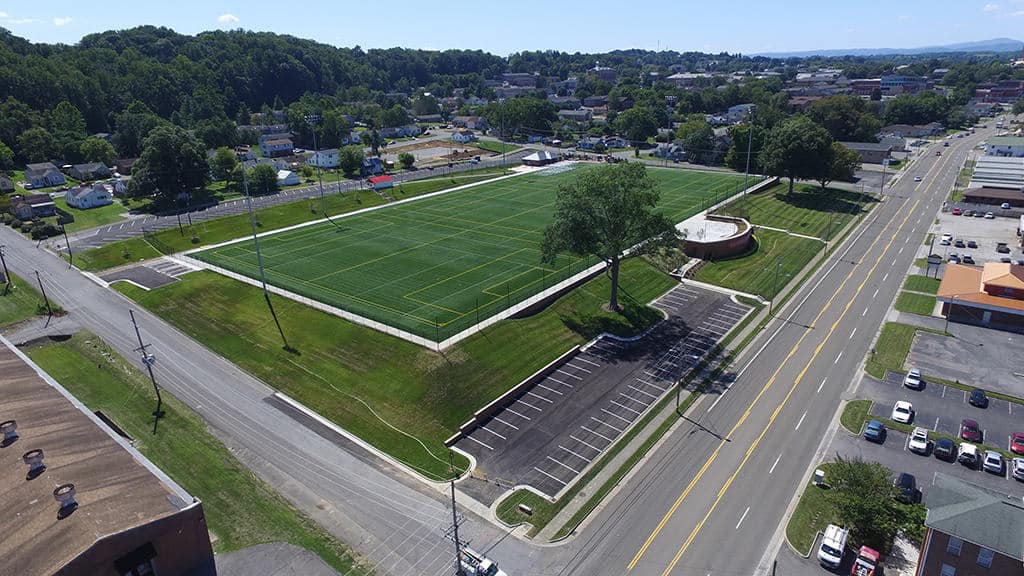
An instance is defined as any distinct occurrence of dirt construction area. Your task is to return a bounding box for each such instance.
[386,140,489,165]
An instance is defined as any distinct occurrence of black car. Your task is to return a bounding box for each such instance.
[969,388,989,408]
[954,239,965,248]
[962,255,976,265]
[934,437,957,462]
[894,472,918,503]
[967,240,978,249]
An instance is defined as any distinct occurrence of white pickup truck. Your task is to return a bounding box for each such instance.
[459,547,508,576]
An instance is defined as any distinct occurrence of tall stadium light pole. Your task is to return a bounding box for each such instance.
[305,113,327,216]
[743,106,756,198]
[243,168,292,352]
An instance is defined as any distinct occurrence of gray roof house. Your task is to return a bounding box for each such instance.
[24,162,66,189]
[69,162,111,181]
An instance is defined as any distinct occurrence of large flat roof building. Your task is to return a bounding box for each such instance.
[0,336,215,576]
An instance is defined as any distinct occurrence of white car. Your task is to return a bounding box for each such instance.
[908,427,929,454]
[914,176,922,182]
[891,400,914,424]
[959,442,979,466]
[984,211,995,219]
[903,368,923,389]
[1013,458,1024,481]
[941,233,953,242]
[983,451,1004,475]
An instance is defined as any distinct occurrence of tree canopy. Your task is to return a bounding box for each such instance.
[128,125,209,206]
[758,116,834,193]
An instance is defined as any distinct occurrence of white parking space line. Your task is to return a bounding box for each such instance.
[602,408,634,423]
[556,369,583,380]
[628,384,660,400]
[536,383,564,395]
[479,426,506,440]
[934,417,940,430]
[466,435,494,451]
[570,435,605,454]
[735,506,750,530]
[566,362,592,373]
[493,416,519,430]
[611,399,644,416]
[517,399,543,412]
[533,467,568,486]
[580,424,615,443]
[526,391,554,404]
[591,416,624,433]
[559,445,592,463]
[547,375,572,388]
[576,357,601,367]
[547,456,582,475]
[795,411,807,430]
[769,453,783,474]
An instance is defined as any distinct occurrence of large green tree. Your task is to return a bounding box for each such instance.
[0,140,14,171]
[17,127,58,163]
[247,164,279,196]
[79,137,117,165]
[128,125,209,206]
[828,457,925,551]
[724,123,767,174]
[339,145,364,177]
[614,106,659,147]
[816,142,862,190]
[541,163,678,311]
[482,97,556,139]
[211,147,239,184]
[758,116,834,194]
[114,102,167,157]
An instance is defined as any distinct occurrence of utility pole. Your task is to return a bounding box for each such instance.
[60,224,72,267]
[880,158,888,196]
[243,168,292,352]
[129,309,165,434]
[768,258,782,316]
[742,106,756,198]
[305,113,328,216]
[0,244,9,294]
[34,270,52,318]
[446,454,468,576]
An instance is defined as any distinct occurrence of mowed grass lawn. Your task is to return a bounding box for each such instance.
[114,256,677,480]
[719,182,874,239]
[693,229,822,299]
[53,196,129,233]
[0,273,45,327]
[25,335,367,574]
[192,166,749,340]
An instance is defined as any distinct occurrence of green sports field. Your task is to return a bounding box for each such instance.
[191,165,751,340]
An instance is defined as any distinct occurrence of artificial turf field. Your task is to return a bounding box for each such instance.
[191,165,751,340]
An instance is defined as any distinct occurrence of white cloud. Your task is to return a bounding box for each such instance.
[53,16,72,26]
[9,17,38,24]
[0,11,9,18]
[984,3,1000,11]
[217,13,239,24]
[1011,9,1024,15]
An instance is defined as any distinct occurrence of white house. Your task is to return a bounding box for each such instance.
[24,162,66,189]
[452,130,477,143]
[308,148,340,168]
[260,137,294,158]
[276,170,300,187]
[985,136,1024,157]
[66,183,114,209]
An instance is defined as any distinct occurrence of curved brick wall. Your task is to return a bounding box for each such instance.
[684,215,754,260]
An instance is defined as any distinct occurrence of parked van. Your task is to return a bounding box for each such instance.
[818,524,849,569]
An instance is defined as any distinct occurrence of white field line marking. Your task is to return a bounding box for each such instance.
[580,424,615,442]
[735,506,750,530]
[479,426,506,440]
[466,435,493,450]
[602,408,634,423]
[769,453,783,474]
[559,445,592,463]
[570,435,605,454]
[505,407,531,421]
[536,383,565,395]
[795,411,808,430]
[557,369,583,380]
[526,391,553,404]
[493,416,519,430]
[547,455,582,474]
[591,416,624,433]
[533,467,567,486]
[566,362,592,373]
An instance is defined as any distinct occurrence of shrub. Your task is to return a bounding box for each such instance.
[30,223,61,239]
[9,217,21,228]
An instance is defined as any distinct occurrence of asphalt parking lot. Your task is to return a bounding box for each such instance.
[907,327,1024,398]
[932,207,1023,266]
[865,372,1021,451]
[100,257,197,289]
[454,283,751,498]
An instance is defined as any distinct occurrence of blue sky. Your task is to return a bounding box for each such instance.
[2,1,1023,55]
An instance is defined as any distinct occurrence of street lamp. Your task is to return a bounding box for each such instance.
[943,294,960,333]
[305,113,327,216]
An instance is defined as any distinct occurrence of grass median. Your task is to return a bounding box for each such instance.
[894,292,937,315]
[786,463,840,555]
[24,333,369,575]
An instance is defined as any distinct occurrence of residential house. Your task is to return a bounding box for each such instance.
[69,162,111,182]
[555,77,579,93]
[107,177,127,196]
[495,86,535,100]
[967,99,1001,117]
[558,109,593,123]
[452,116,489,131]
[501,73,537,88]
[379,124,422,139]
[916,473,1024,576]
[362,157,383,176]
[985,136,1024,157]
[308,148,340,169]
[234,145,256,162]
[259,137,294,158]
[880,123,944,138]
[840,141,893,164]
[726,103,756,124]
[653,142,685,161]
[276,170,300,187]
[11,194,56,220]
[0,175,14,194]
[242,158,290,172]
[452,130,477,144]
[589,66,617,82]
[548,95,581,109]
[938,263,1024,332]
[368,175,394,190]
[66,182,114,209]
[114,158,137,175]
[90,132,112,141]
[23,162,65,189]
[602,135,629,149]
[788,96,822,112]
[878,136,906,153]
[415,114,442,124]
[582,95,608,108]
[237,123,289,135]
[794,70,844,83]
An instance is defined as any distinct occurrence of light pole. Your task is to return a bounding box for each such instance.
[943,295,959,333]
[880,158,889,196]
[243,168,292,352]
[742,106,756,197]
[305,113,327,216]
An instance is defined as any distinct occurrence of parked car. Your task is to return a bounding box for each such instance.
[1001,257,1013,263]
[891,401,914,424]
[964,209,974,217]
[894,472,917,503]
[940,233,953,243]
[948,254,961,264]
[974,211,985,218]
[903,368,923,390]
[864,420,886,443]
[967,240,978,248]
[952,207,962,215]
[969,388,989,408]
[983,450,1004,475]
[850,546,879,576]
[960,418,983,442]
[962,254,976,265]
[985,211,995,219]
[908,427,929,454]
[1002,202,1012,209]
[997,242,1011,253]
[1013,458,1024,481]
[1011,432,1024,455]
[958,442,979,467]
[818,524,848,569]
[934,437,957,462]
[954,239,965,248]
[939,238,951,246]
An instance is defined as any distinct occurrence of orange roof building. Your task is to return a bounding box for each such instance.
[937,263,1024,332]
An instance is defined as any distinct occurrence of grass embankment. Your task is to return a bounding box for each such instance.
[718,183,874,239]
[786,463,840,555]
[840,399,872,434]
[473,140,522,155]
[113,257,676,480]
[0,273,46,327]
[894,292,937,315]
[903,275,940,294]
[74,172,507,271]
[25,335,368,574]
[693,230,822,299]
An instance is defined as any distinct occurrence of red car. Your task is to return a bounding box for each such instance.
[961,419,983,443]
[952,207,962,215]
[1011,432,1024,455]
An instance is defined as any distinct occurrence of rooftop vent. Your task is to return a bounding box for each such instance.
[22,448,45,480]
[0,420,17,446]
[54,483,77,519]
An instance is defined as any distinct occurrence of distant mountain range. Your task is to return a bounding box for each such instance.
[755,38,1024,58]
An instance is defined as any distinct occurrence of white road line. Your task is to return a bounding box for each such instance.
[559,445,592,463]
[708,393,726,412]
[735,506,750,530]
[602,407,634,423]
[882,272,889,282]
[862,308,868,316]
[537,383,564,395]
[817,378,827,394]
[533,467,567,486]
[547,456,581,474]
[570,435,604,454]
[526,391,553,404]
[556,369,583,380]
[576,356,602,367]
[465,435,493,451]
[795,411,808,430]
[517,399,542,412]
[873,288,879,298]
[611,399,643,415]
[566,362,592,373]
[628,385,659,400]
[769,453,783,474]
[850,327,857,340]
[834,351,843,364]
[591,416,624,432]
[493,416,519,430]
[898,246,904,254]
[904,236,910,244]
[580,424,615,442]
[479,426,506,440]
[934,417,940,430]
